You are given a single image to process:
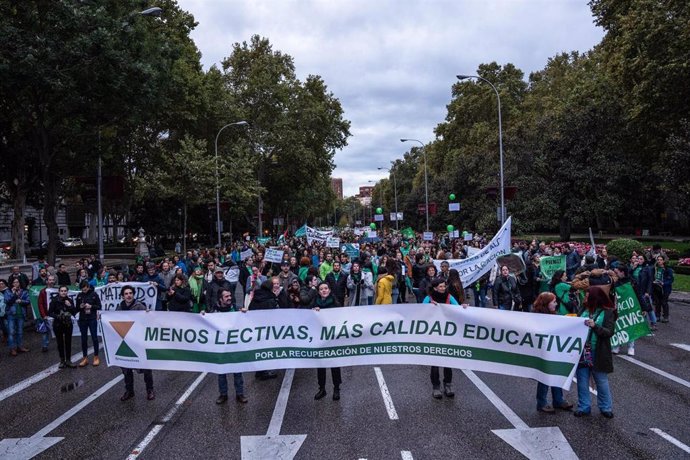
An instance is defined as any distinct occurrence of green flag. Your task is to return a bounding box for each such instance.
[540,255,566,280]
[401,227,415,240]
[294,224,307,237]
[612,282,651,346]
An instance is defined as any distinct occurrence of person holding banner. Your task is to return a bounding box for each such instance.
[49,285,77,368]
[575,287,617,418]
[532,292,573,413]
[423,277,460,399]
[166,275,192,312]
[313,282,342,401]
[37,275,57,352]
[116,285,155,401]
[76,280,102,367]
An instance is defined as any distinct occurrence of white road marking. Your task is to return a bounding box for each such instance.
[374,367,399,420]
[267,369,295,436]
[671,343,690,353]
[35,374,123,438]
[126,372,207,459]
[618,355,690,389]
[650,428,690,454]
[0,346,100,403]
[462,370,528,429]
[401,451,414,460]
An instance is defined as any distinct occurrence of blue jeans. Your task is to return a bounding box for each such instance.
[647,310,657,325]
[498,304,510,311]
[7,314,24,349]
[575,366,612,413]
[218,373,244,396]
[392,288,399,304]
[472,287,487,308]
[78,319,99,357]
[536,382,565,409]
[412,288,425,303]
[40,319,50,348]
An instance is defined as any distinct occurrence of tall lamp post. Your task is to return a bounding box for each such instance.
[377,166,399,230]
[214,120,249,248]
[457,74,505,224]
[400,138,429,231]
[96,6,163,264]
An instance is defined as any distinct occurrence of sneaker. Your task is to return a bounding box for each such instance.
[432,388,443,399]
[92,356,100,366]
[650,324,658,331]
[612,347,620,354]
[555,402,574,411]
[537,405,556,413]
[601,411,614,419]
[333,388,340,401]
[236,395,248,404]
[18,347,29,353]
[58,361,66,369]
[215,394,228,405]
[147,390,155,401]
[573,410,590,417]
[120,391,135,402]
[314,389,327,400]
[627,348,635,356]
[443,383,455,398]
[78,357,89,367]
[65,361,77,368]
[661,318,669,323]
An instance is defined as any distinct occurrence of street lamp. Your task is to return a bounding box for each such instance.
[457,74,505,224]
[214,120,249,248]
[96,6,163,264]
[378,166,399,230]
[400,138,429,231]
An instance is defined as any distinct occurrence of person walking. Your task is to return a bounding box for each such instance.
[574,287,617,418]
[4,278,30,356]
[117,285,155,401]
[49,285,78,368]
[75,280,102,367]
[422,277,460,399]
[532,292,573,413]
[313,282,342,401]
[204,288,248,404]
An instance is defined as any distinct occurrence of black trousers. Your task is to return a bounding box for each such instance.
[653,285,670,319]
[122,368,153,392]
[317,367,342,389]
[430,366,452,387]
[54,323,73,361]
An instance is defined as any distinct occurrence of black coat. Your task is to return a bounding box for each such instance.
[167,286,192,312]
[493,276,521,308]
[75,289,102,321]
[48,296,77,329]
[325,271,348,304]
[249,286,279,310]
[205,278,232,312]
[299,286,318,308]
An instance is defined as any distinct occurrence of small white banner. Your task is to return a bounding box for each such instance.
[240,249,254,260]
[449,203,460,212]
[374,214,384,222]
[423,231,434,241]
[326,237,341,248]
[368,230,377,238]
[264,248,284,263]
[101,303,587,388]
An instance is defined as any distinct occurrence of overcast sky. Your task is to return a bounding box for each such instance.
[176,0,604,197]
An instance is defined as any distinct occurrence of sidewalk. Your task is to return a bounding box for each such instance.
[669,291,690,305]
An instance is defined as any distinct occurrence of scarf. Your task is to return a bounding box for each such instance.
[315,294,337,309]
[188,275,204,301]
[430,289,450,304]
[350,271,362,305]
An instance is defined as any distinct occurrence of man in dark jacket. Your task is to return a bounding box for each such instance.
[492,265,521,310]
[75,280,102,367]
[117,285,155,401]
[204,267,232,313]
[248,279,279,380]
[325,261,348,306]
[565,244,582,280]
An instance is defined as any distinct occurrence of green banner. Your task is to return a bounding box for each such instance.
[540,255,566,280]
[28,285,44,319]
[612,282,651,346]
[257,237,271,245]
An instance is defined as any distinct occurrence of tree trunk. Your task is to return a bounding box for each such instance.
[559,215,571,242]
[183,202,187,254]
[11,186,27,261]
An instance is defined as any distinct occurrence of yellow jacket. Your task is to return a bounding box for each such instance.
[375,274,395,305]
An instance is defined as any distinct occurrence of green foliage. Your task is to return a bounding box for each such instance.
[606,238,645,261]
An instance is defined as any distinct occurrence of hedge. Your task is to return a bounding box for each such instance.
[606,238,645,261]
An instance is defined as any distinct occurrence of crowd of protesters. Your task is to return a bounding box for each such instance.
[0,231,675,416]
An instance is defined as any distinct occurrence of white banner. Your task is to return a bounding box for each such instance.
[306,226,333,245]
[100,303,587,388]
[326,237,340,248]
[433,217,512,286]
[264,248,284,263]
[423,231,434,241]
[46,282,158,336]
[240,249,254,260]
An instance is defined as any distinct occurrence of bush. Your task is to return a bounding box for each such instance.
[606,238,645,261]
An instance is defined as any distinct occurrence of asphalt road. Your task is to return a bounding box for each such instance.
[0,302,688,460]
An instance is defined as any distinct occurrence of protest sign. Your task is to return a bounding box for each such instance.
[257,237,270,245]
[341,243,360,260]
[423,232,434,241]
[306,226,333,245]
[612,282,651,346]
[101,303,587,388]
[367,230,377,239]
[449,203,460,212]
[540,256,566,280]
[432,217,512,287]
[264,248,284,263]
[240,249,254,260]
[326,237,340,248]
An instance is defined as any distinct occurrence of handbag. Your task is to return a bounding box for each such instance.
[36,319,49,334]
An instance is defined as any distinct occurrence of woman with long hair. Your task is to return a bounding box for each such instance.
[549,270,574,315]
[532,292,573,413]
[418,264,438,300]
[574,287,617,418]
[346,261,372,306]
[447,268,465,304]
[312,282,342,401]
